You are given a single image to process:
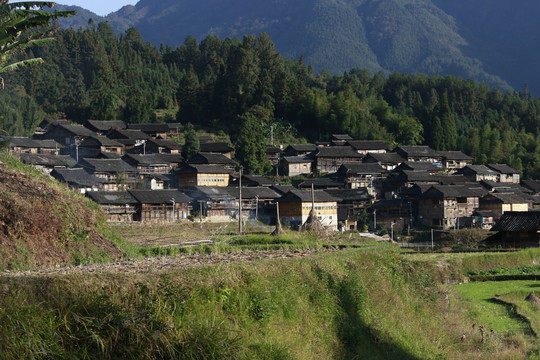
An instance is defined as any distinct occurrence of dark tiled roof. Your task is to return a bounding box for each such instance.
[324,188,372,202]
[57,124,97,137]
[394,170,438,182]
[189,152,238,165]
[457,165,498,175]
[438,151,474,161]
[297,178,343,189]
[82,158,137,173]
[285,144,317,153]
[394,161,443,172]
[166,123,183,130]
[128,189,191,204]
[35,139,63,149]
[434,175,471,185]
[481,192,529,204]
[178,164,234,174]
[283,155,313,164]
[19,153,72,167]
[107,129,150,140]
[81,135,124,147]
[239,175,276,187]
[480,180,529,193]
[346,140,389,151]
[186,186,234,201]
[266,146,282,154]
[198,135,214,143]
[271,184,296,195]
[97,152,122,159]
[277,189,338,203]
[395,145,440,158]
[147,139,183,151]
[225,187,281,200]
[10,137,40,148]
[314,146,363,158]
[491,211,540,232]
[124,153,184,165]
[199,142,234,153]
[86,191,137,205]
[85,120,126,131]
[331,134,353,141]
[521,180,540,193]
[336,163,385,175]
[363,152,405,164]
[127,123,170,134]
[51,168,105,187]
[487,164,522,174]
[421,185,488,198]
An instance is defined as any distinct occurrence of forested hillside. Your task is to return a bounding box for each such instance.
[2,25,539,178]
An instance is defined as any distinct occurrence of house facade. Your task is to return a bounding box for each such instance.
[277,190,338,231]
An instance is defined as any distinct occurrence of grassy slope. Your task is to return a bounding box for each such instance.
[2,243,534,360]
[0,153,125,269]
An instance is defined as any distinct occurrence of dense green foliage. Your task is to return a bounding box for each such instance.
[2,25,539,177]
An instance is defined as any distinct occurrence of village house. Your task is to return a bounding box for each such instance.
[330,134,354,146]
[229,174,276,187]
[177,164,234,187]
[370,199,411,233]
[313,146,363,173]
[346,140,389,155]
[18,153,73,174]
[283,144,317,157]
[394,145,442,163]
[277,190,338,231]
[78,135,125,158]
[188,152,238,170]
[456,165,499,182]
[123,153,184,175]
[144,174,174,190]
[86,191,138,222]
[128,189,191,222]
[106,129,150,152]
[40,123,96,146]
[521,180,540,195]
[225,186,281,221]
[438,151,474,172]
[297,177,344,190]
[487,164,521,183]
[334,163,386,197]
[393,161,443,174]
[79,158,138,191]
[50,168,105,193]
[127,123,170,139]
[83,120,126,135]
[143,139,182,154]
[362,152,405,171]
[186,186,238,222]
[199,142,234,158]
[9,137,62,154]
[325,188,373,231]
[418,185,486,229]
[282,156,313,176]
[33,119,70,137]
[265,145,282,166]
[479,192,529,220]
[487,211,540,248]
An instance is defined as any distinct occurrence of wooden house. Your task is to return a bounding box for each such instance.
[79,135,125,158]
[521,180,540,195]
[283,144,317,157]
[265,146,282,165]
[334,163,386,196]
[487,211,540,248]
[346,140,389,155]
[18,153,73,174]
[199,142,234,158]
[282,156,313,176]
[186,186,237,222]
[362,152,405,171]
[225,186,281,221]
[394,145,442,163]
[487,164,521,183]
[479,192,529,220]
[128,189,191,222]
[371,199,410,232]
[10,137,41,153]
[127,123,170,139]
[297,178,344,190]
[456,165,499,182]
[325,188,373,231]
[80,158,138,191]
[50,168,105,193]
[86,191,138,222]
[144,139,182,154]
[418,185,486,229]
[106,129,150,151]
[40,123,96,146]
[188,152,238,170]
[83,120,126,135]
[438,151,474,172]
[178,164,233,187]
[123,153,184,175]
[33,119,70,137]
[330,134,354,146]
[393,161,443,174]
[313,146,363,173]
[277,190,338,231]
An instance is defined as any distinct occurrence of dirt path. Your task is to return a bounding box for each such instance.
[0,249,330,277]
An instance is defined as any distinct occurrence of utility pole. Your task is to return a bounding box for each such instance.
[75,143,80,162]
[239,166,243,235]
[373,209,377,232]
[431,228,434,249]
[255,195,259,221]
[199,201,203,229]
[170,198,176,223]
[270,125,274,146]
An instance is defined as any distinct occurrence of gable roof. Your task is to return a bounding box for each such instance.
[86,191,137,205]
[481,192,529,204]
[336,162,385,175]
[438,151,474,161]
[146,139,183,151]
[19,153,73,167]
[277,189,338,203]
[297,178,344,189]
[81,135,124,147]
[395,145,440,158]
[127,123,170,134]
[85,120,126,132]
[324,188,373,202]
[124,153,184,166]
[283,155,313,164]
[421,185,488,198]
[346,140,389,151]
[10,137,41,148]
[56,124,96,137]
[266,146,282,154]
[314,146,363,158]
[107,129,150,140]
[331,134,353,141]
[285,144,317,153]
[521,180,540,193]
[457,165,499,175]
[128,189,191,204]
[189,152,238,165]
[178,164,235,174]
[199,142,234,153]
[394,161,443,173]
[81,158,137,173]
[225,187,281,200]
[487,164,522,174]
[363,152,405,164]
[491,211,540,232]
[50,168,105,187]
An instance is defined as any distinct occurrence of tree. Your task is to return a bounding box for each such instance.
[0,1,74,86]
[233,111,271,175]
[182,123,199,158]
